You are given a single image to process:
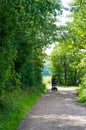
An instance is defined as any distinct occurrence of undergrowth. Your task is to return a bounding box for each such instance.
[0,85,46,130]
[77,75,86,105]
[78,87,86,105]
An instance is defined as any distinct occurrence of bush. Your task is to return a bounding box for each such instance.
[78,74,86,105]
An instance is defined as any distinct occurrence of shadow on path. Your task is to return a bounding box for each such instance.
[18,87,86,130]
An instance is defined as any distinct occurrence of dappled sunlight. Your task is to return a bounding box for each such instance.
[29,114,86,127]
[47,85,78,92]
[58,87,77,91]
[19,87,86,130]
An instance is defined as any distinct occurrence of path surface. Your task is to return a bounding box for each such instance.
[18,87,86,130]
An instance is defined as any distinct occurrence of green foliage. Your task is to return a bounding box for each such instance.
[50,43,85,86]
[78,74,86,105]
[0,85,46,130]
[50,0,86,103]
[0,1,62,128]
[70,0,86,103]
[0,0,62,93]
[0,1,17,93]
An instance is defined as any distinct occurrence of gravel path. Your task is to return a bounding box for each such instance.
[18,87,86,130]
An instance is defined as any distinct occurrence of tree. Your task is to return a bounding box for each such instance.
[50,0,86,87]
[0,0,62,93]
[50,35,85,86]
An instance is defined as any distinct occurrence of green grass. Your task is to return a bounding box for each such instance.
[0,85,46,130]
[42,76,51,87]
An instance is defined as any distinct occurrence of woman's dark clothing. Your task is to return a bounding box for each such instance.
[51,77,57,87]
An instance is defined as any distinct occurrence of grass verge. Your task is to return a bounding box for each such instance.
[0,85,46,130]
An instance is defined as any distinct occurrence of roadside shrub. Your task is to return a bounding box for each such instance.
[78,74,86,105]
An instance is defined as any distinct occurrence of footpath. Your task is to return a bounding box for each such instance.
[18,87,86,130]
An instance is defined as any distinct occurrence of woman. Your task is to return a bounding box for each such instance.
[51,76,57,91]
